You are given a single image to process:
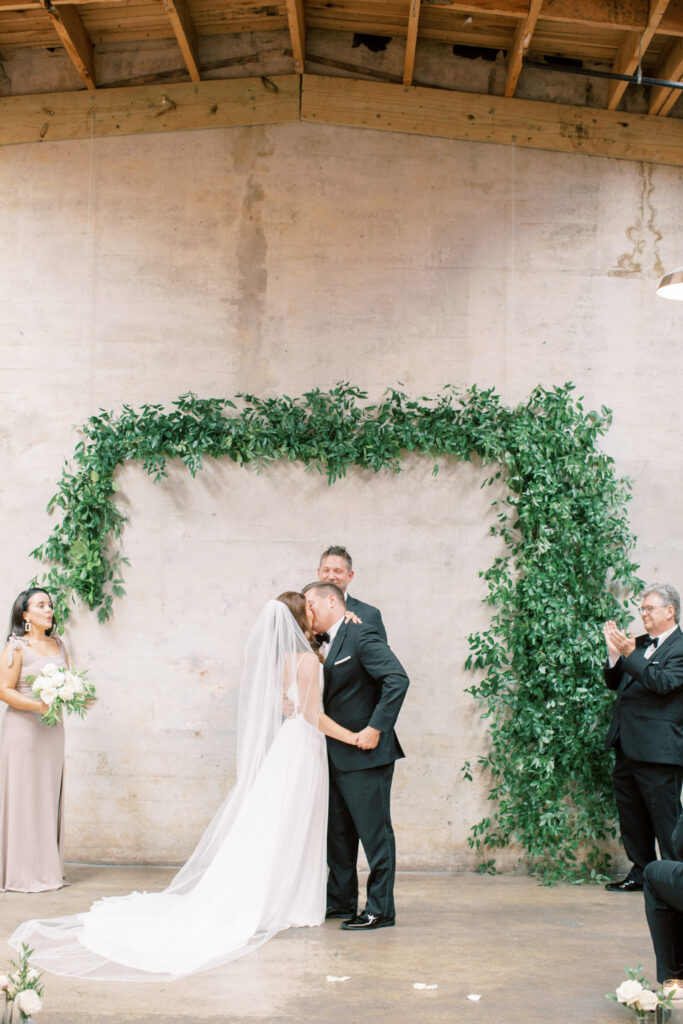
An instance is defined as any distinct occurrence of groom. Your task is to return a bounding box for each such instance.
[303,581,409,930]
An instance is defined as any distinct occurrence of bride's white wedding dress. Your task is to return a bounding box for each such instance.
[10,601,328,981]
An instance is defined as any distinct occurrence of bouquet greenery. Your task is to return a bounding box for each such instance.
[26,663,95,727]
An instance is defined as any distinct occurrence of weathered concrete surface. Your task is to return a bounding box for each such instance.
[0,867,657,1023]
[0,116,680,868]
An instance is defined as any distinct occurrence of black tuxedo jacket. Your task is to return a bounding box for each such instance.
[604,626,683,765]
[345,595,387,642]
[323,620,408,772]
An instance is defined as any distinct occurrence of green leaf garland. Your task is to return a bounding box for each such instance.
[31,382,642,882]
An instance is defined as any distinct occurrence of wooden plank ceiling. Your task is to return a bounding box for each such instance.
[0,0,682,156]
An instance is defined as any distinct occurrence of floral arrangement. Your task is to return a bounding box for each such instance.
[0,944,43,1022]
[26,663,95,727]
[608,966,675,1019]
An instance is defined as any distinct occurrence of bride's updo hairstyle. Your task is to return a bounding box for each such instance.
[8,588,57,640]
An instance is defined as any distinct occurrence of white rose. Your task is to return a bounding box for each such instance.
[636,989,659,1012]
[25,968,40,981]
[41,663,60,677]
[0,975,9,990]
[39,687,58,706]
[58,683,76,700]
[66,673,83,693]
[14,988,42,1015]
[616,980,643,1005]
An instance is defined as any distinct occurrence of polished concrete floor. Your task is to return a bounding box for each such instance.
[0,865,658,1023]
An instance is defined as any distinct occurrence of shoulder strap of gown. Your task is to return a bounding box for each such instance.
[5,634,26,668]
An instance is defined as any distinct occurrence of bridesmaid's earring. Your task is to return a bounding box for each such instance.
[24,620,31,633]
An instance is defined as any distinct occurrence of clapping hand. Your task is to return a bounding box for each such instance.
[604,621,636,659]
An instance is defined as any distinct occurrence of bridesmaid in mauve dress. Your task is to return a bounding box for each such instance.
[0,588,68,892]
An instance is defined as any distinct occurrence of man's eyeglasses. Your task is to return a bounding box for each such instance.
[639,604,668,615]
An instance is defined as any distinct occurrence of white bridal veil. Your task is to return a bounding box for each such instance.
[10,600,328,981]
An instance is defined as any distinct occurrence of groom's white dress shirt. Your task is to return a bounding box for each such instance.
[320,615,345,659]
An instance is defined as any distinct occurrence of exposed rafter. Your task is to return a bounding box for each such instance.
[505,0,544,98]
[39,0,95,90]
[163,0,200,83]
[302,74,683,167]
[650,36,683,114]
[0,73,680,166]
[0,75,300,145]
[403,0,422,86]
[285,0,306,73]
[607,0,673,110]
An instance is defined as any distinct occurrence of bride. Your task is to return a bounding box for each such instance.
[10,593,359,981]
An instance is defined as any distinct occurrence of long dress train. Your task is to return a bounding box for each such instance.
[10,602,328,981]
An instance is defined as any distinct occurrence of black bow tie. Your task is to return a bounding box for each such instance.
[644,635,659,648]
[315,632,330,645]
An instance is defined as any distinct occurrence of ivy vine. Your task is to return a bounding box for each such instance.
[32,383,642,883]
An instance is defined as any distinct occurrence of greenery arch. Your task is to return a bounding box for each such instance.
[33,382,642,884]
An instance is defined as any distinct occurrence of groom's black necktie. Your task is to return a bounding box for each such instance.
[315,632,330,645]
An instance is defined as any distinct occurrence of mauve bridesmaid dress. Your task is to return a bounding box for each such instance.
[0,635,66,892]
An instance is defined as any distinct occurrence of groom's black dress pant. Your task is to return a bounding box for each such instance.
[327,761,396,919]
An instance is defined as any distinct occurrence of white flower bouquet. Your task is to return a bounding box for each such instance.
[608,965,674,1020]
[0,944,43,1022]
[26,663,95,727]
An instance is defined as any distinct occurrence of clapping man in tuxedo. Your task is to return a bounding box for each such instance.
[317,545,386,641]
[603,583,683,892]
[303,581,408,930]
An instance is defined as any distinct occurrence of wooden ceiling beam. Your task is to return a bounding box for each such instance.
[607,0,673,109]
[504,0,543,97]
[0,75,300,146]
[301,74,683,167]
[285,0,306,73]
[163,0,201,82]
[39,0,95,89]
[403,0,422,85]
[649,36,683,113]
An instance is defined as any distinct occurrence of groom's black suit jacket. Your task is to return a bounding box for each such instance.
[344,595,387,642]
[323,620,408,771]
[604,626,683,765]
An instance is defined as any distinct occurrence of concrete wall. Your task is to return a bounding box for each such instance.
[0,117,681,869]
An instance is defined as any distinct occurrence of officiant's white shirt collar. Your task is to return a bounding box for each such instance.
[649,624,677,650]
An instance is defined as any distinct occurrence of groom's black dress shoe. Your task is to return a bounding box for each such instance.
[325,906,356,919]
[341,911,395,930]
[604,875,643,892]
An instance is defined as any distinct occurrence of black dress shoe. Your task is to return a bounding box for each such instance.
[605,876,643,892]
[341,910,396,930]
[325,906,356,919]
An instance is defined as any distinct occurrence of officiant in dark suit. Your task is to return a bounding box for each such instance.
[317,545,387,640]
[603,583,683,892]
[303,580,408,930]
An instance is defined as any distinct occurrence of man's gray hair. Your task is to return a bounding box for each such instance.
[643,583,681,623]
